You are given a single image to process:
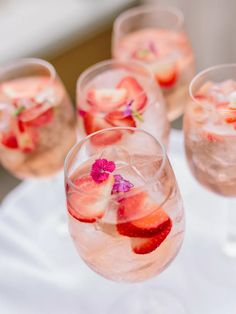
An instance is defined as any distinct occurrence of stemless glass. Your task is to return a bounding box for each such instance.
[0,58,76,179]
[65,127,185,313]
[112,5,195,121]
[76,59,170,148]
[184,64,236,284]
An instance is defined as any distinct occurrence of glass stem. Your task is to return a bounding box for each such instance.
[223,198,236,257]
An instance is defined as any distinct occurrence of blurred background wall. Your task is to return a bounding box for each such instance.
[0,0,235,200]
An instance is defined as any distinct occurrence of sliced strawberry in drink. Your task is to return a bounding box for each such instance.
[105,111,136,128]
[19,104,54,127]
[153,61,178,89]
[1,77,49,99]
[1,131,18,149]
[131,223,172,255]
[13,119,37,153]
[117,190,172,238]
[67,175,114,223]
[83,112,122,146]
[87,88,127,112]
[223,111,236,123]
[117,77,147,112]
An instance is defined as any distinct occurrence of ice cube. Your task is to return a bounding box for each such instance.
[99,145,131,169]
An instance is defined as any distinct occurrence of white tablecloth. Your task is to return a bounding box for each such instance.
[0,130,235,314]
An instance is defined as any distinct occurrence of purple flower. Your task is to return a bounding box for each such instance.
[123,100,133,117]
[149,41,157,54]
[112,174,134,193]
[90,159,116,183]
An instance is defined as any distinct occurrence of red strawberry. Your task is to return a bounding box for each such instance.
[153,61,178,89]
[131,223,172,254]
[117,77,147,112]
[67,175,114,223]
[105,111,136,127]
[117,190,172,238]
[87,88,127,112]
[1,132,18,149]
[223,111,236,123]
[83,112,122,146]
[19,104,54,127]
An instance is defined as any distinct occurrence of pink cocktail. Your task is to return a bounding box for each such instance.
[65,128,184,283]
[0,58,76,178]
[184,64,236,275]
[112,5,195,121]
[76,60,169,148]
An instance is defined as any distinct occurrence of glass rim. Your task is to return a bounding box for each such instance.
[64,126,167,193]
[189,63,236,110]
[113,4,184,35]
[76,58,156,104]
[0,57,56,90]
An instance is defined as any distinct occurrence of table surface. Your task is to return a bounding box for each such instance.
[0,130,236,314]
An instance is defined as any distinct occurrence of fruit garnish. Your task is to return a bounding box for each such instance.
[117,189,172,239]
[67,175,114,223]
[131,224,172,254]
[117,77,147,113]
[112,174,134,193]
[83,112,122,146]
[105,110,136,127]
[153,60,178,88]
[87,88,127,111]
[90,159,116,183]
[1,131,18,149]
[19,104,54,127]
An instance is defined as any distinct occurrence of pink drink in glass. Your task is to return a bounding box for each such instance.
[0,59,76,178]
[76,60,169,148]
[113,5,195,121]
[65,128,184,282]
[184,72,236,196]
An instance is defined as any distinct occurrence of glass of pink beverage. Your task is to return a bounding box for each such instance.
[76,59,170,148]
[184,64,236,282]
[0,58,76,178]
[65,127,185,312]
[112,5,195,121]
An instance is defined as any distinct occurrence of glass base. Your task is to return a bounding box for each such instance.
[109,287,187,314]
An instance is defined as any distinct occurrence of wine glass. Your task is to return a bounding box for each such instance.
[0,58,76,179]
[76,59,169,147]
[112,4,195,121]
[184,64,236,285]
[64,127,185,313]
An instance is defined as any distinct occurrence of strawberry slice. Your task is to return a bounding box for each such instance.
[1,77,48,99]
[67,175,114,223]
[105,111,136,127]
[153,61,178,89]
[19,104,54,127]
[117,190,172,238]
[1,131,18,149]
[117,77,147,112]
[83,112,122,146]
[131,224,172,254]
[87,88,127,112]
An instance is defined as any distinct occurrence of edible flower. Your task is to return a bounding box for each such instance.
[91,159,115,183]
[112,174,134,193]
